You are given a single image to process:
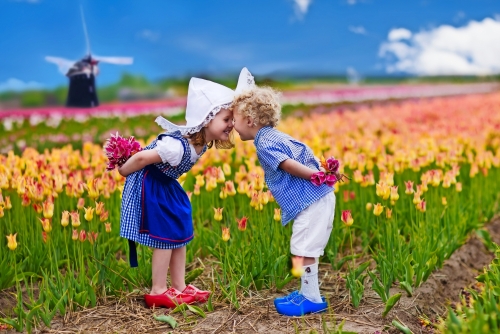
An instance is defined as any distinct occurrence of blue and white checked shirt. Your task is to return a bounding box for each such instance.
[254,126,333,225]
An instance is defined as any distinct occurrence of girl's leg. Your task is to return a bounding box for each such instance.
[169,246,187,292]
[151,248,172,295]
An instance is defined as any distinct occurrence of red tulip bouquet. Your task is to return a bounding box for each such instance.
[104,132,142,171]
[310,156,349,187]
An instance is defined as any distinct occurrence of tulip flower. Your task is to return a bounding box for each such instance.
[405,181,414,194]
[237,181,247,194]
[219,189,227,199]
[390,186,399,201]
[71,211,81,227]
[4,196,12,210]
[222,163,231,176]
[216,167,225,183]
[42,199,54,219]
[0,207,3,218]
[341,210,354,227]
[366,202,373,211]
[311,171,326,186]
[221,227,230,242]
[61,211,70,227]
[456,182,462,192]
[6,233,17,251]
[39,218,52,233]
[291,256,304,278]
[42,231,48,243]
[413,192,422,205]
[193,184,201,196]
[353,170,364,183]
[72,229,79,241]
[195,175,205,187]
[88,231,98,245]
[32,203,43,214]
[84,207,95,222]
[79,230,87,242]
[99,210,109,222]
[260,191,269,205]
[417,200,426,212]
[385,208,392,219]
[86,178,100,200]
[324,174,338,187]
[237,217,248,231]
[442,197,448,206]
[274,208,281,222]
[95,201,105,215]
[225,181,236,196]
[77,198,85,210]
[373,203,384,216]
[214,207,223,221]
[105,223,112,233]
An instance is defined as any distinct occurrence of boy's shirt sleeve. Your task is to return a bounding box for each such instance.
[258,140,292,171]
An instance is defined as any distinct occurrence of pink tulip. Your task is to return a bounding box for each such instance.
[310,171,326,186]
[324,173,338,187]
[325,158,340,173]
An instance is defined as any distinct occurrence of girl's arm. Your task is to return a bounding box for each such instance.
[278,159,317,180]
[118,150,163,177]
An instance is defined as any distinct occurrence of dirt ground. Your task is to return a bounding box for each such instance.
[1,217,499,334]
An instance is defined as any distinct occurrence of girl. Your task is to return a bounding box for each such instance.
[118,78,235,308]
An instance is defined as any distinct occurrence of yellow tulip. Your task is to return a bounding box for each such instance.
[84,207,94,221]
[4,196,12,210]
[39,218,52,233]
[222,163,231,176]
[365,202,373,211]
[77,198,85,210]
[274,208,281,222]
[6,233,17,251]
[195,174,205,187]
[442,197,448,206]
[105,223,112,233]
[341,210,354,227]
[390,186,399,201]
[193,184,201,196]
[61,211,70,227]
[456,182,462,192]
[373,203,384,216]
[221,227,230,242]
[385,208,392,219]
[42,199,54,219]
[214,207,223,221]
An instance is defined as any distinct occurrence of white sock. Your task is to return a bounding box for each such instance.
[299,262,322,303]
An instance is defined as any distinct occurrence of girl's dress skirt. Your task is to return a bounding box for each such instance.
[120,165,194,266]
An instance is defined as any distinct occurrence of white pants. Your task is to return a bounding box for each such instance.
[290,192,335,258]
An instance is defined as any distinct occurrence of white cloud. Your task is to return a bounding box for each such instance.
[379,17,500,75]
[0,78,43,92]
[453,11,466,23]
[349,25,366,35]
[388,28,412,41]
[293,0,312,19]
[347,0,357,4]
[137,29,160,42]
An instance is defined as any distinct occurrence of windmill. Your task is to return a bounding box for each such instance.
[45,8,133,108]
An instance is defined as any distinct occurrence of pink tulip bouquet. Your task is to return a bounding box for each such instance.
[104,132,142,171]
[310,156,349,187]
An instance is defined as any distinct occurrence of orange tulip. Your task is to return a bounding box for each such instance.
[39,218,52,233]
[105,223,112,233]
[71,211,81,227]
[385,208,392,219]
[99,210,109,222]
[95,201,105,215]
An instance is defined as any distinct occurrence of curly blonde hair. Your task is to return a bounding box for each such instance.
[233,87,281,127]
[187,128,235,149]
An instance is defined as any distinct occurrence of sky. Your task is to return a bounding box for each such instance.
[0,0,499,91]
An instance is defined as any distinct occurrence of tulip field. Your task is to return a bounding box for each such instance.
[1,91,500,333]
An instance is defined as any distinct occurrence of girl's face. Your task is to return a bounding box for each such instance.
[204,108,234,142]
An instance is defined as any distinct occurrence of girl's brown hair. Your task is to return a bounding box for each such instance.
[186,127,235,149]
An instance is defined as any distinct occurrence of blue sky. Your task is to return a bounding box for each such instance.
[0,0,499,91]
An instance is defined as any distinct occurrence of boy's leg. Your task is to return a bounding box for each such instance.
[151,248,172,295]
[299,256,322,303]
[169,246,187,292]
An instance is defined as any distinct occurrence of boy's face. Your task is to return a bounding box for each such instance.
[232,105,254,141]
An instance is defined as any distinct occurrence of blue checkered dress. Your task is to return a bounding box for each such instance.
[254,126,333,225]
[120,131,207,252]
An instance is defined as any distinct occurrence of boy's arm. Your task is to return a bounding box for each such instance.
[278,159,317,180]
[118,150,163,177]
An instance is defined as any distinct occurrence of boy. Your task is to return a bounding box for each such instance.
[232,68,337,316]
